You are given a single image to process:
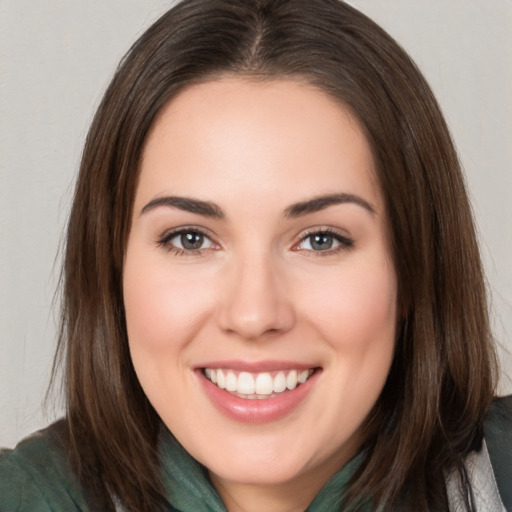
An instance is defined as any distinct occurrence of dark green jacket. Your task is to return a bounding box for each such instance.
[0,423,362,511]
[1,396,510,511]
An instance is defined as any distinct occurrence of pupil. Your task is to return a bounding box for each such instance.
[181,232,203,250]
[311,234,333,251]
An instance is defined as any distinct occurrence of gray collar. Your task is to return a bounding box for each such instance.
[446,440,506,512]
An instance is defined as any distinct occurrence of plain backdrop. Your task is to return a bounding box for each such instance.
[1,0,511,448]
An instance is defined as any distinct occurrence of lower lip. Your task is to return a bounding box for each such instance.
[197,370,320,424]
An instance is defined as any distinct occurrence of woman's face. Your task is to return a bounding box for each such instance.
[124,78,397,494]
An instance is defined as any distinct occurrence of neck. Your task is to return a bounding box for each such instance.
[210,475,321,512]
[209,450,355,512]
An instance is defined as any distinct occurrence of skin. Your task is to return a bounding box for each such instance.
[123,77,398,512]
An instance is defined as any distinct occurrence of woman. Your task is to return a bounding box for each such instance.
[1,0,510,510]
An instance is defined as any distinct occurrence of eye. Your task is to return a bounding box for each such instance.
[158,228,216,253]
[295,229,353,253]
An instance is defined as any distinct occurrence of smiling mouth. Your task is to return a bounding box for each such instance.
[202,368,316,399]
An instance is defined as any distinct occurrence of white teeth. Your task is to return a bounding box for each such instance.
[216,370,226,389]
[298,369,309,384]
[255,373,273,395]
[204,368,315,398]
[238,372,255,394]
[286,370,298,390]
[225,371,237,392]
[272,372,287,393]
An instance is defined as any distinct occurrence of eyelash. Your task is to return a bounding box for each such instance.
[156,227,354,256]
[294,228,354,256]
[156,227,216,256]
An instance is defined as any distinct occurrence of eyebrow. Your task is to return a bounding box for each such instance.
[284,193,375,218]
[140,196,224,218]
[140,192,375,219]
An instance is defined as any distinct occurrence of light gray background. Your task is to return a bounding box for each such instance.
[1,0,511,448]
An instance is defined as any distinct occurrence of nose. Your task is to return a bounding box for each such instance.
[217,252,296,340]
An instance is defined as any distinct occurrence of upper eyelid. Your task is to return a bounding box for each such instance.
[156,225,352,249]
[157,226,217,247]
[160,225,213,239]
[297,226,352,240]
[294,227,354,249]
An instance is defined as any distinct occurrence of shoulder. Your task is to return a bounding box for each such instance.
[485,395,512,511]
[485,394,512,435]
[0,420,89,511]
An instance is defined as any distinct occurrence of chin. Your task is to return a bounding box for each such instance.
[194,427,357,490]
[208,456,310,487]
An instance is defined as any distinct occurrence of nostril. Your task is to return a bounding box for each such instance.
[217,294,296,340]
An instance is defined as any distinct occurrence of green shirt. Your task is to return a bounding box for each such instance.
[0,423,363,511]
[1,396,510,511]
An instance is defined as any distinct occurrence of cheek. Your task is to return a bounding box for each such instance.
[301,255,397,354]
[123,246,216,355]
[122,247,218,418]
[309,257,397,427]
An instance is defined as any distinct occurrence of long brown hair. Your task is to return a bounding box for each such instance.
[53,0,497,510]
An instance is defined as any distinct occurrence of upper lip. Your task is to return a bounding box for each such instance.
[195,360,319,372]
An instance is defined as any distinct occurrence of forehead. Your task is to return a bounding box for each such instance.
[137,77,383,215]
